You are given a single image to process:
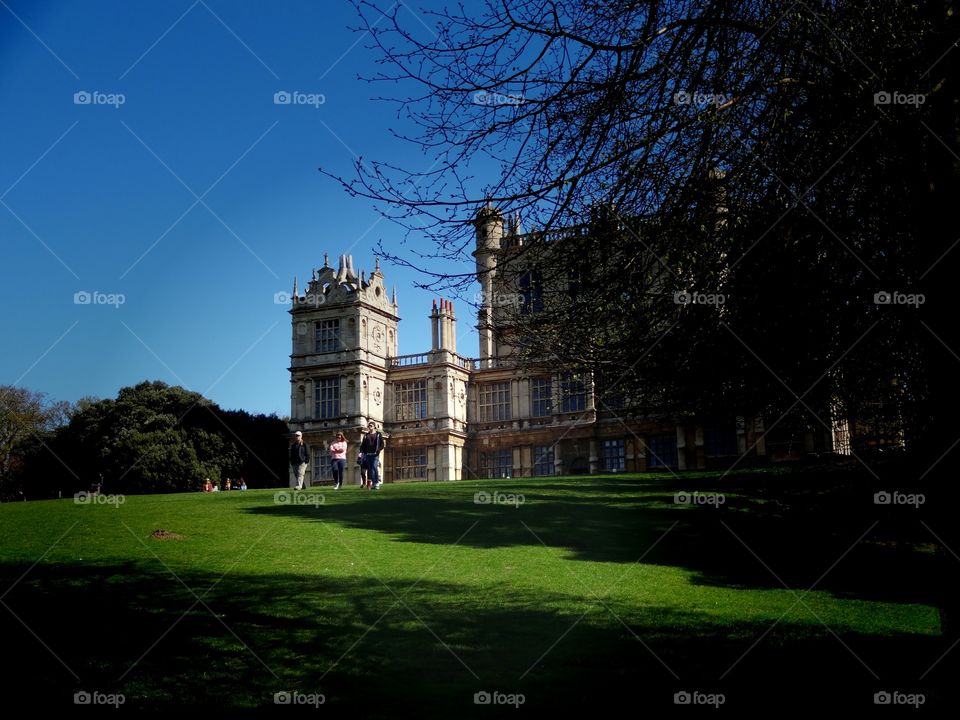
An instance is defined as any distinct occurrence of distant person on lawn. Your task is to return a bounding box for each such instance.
[359,422,386,490]
[329,432,348,490]
[289,431,309,490]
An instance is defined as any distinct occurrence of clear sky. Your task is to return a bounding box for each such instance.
[0,0,482,416]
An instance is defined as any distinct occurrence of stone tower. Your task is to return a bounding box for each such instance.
[472,202,503,368]
[288,254,399,481]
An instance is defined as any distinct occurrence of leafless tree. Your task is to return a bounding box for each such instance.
[326,0,954,433]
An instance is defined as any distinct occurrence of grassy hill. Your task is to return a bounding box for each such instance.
[0,471,946,713]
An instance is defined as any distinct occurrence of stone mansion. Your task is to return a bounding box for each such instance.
[284,205,799,485]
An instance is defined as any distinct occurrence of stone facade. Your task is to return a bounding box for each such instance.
[287,212,768,485]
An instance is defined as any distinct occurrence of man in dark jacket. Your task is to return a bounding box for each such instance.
[359,422,386,490]
[289,431,310,489]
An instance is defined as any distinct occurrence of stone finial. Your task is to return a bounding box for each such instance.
[323,252,329,268]
[336,254,360,285]
[375,256,381,273]
[392,286,397,306]
[293,276,298,297]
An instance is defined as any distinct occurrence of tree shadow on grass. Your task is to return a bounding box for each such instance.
[247,474,944,609]
[0,560,951,713]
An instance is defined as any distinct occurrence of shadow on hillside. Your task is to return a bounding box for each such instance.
[0,560,950,713]
[246,474,946,608]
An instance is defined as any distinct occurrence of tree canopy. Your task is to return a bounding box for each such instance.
[0,386,69,498]
[2,381,289,500]
[329,0,957,449]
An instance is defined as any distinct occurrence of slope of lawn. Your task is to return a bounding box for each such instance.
[0,470,946,713]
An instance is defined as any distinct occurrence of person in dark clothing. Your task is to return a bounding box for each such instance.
[289,431,310,489]
[359,422,386,489]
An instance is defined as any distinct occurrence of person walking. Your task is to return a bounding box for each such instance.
[289,431,309,490]
[359,421,386,490]
[329,431,348,489]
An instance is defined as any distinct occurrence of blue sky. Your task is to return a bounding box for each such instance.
[0,0,482,416]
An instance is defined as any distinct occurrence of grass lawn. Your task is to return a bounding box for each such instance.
[0,470,949,713]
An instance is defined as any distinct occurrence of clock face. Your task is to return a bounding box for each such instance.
[374,388,382,405]
[458,389,466,405]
